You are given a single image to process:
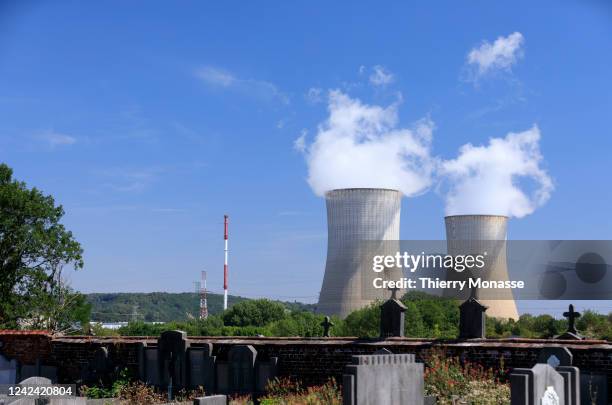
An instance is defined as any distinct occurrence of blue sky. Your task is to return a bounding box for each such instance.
[1,1,612,314]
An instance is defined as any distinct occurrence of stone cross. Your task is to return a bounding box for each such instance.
[563,304,581,334]
[321,316,334,337]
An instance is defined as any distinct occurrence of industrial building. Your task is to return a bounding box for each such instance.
[317,189,519,320]
[316,188,403,318]
[444,215,519,320]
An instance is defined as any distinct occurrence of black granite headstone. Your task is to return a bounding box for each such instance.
[228,345,257,394]
[158,330,190,389]
[459,297,487,339]
[188,343,215,392]
[380,298,406,338]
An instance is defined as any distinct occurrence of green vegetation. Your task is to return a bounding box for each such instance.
[424,350,509,404]
[81,368,205,404]
[260,377,342,405]
[0,163,90,331]
[86,292,315,322]
[487,310,612,340]
[112,293,612,341]
[223,299,286,327]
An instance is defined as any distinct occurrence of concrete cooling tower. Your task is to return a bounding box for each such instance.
[317,188,403,318]
[444,215,519,320]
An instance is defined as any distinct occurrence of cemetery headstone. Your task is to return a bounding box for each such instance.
[379,298,406,338]
[580,372,607,405]
[255,357,278,392]
[227,345,257,394]
[143,346,161,386]
[458,297,487,339]
[19,359,57,383]
[193,395,228,405]
[188,343,215,392]
[0,353,18,384]
[509,363,565,405]
[321,316,334,337]
[19,376,52,386]
[85,347,111,384]
[536,346,579,405]
[158,330,190,389]
[556,304,584,340]
[342,353,424,405]
[556,366,579,405]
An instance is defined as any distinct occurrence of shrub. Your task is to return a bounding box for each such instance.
[260,378,341,405]
[223,299,287,327]
[424,350,509,405]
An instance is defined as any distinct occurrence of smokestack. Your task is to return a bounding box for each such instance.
[444,215,519,319]
[317,188,403,318]
[223,214,229,311]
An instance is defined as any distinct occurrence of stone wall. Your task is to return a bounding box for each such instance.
[2,332,612,400]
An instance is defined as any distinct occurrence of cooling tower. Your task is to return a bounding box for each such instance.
[444,215,519,320]
[317,188,402,318]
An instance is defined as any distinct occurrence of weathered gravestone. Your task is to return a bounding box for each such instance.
[380,297,406,338]
[342,353,424,405]
[458,297,487,339]
[510,363,565,405]
[188,343,215,392]
[19,360,57,383]
[255,357,278,393]
[0,353,18,384]
[216,345,278,396]
[82,347,112,385]
[537,347,579,405]
[580,372,607,405]
[158,330,190,390]
[227,345,256,394]
[138,342,161,386]
[193,395,227,405]
[19,375,52,386]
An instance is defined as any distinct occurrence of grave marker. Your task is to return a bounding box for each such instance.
[342,353,424,405]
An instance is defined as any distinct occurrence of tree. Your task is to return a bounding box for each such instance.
[223,299,287,327]
[340,301,380,337]
[0,163,87,330]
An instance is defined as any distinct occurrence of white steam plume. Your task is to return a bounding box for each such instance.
[441,125,553,218]
[299,90,434,196]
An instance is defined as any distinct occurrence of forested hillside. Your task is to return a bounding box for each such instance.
[86,292,315,322]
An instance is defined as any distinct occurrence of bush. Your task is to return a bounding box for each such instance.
[260,378,341,405]
[223,299,287,327]
[424,350,509,405]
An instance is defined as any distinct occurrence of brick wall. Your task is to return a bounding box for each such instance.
[2,333,612,400]
[0,331,52,365]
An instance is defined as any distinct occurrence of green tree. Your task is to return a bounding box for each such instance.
[223,299,287,327]
[340,301,380,337]
[268,311,329,337]
[0,163,87,330]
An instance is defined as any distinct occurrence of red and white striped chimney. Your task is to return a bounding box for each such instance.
[223,214,229,310]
